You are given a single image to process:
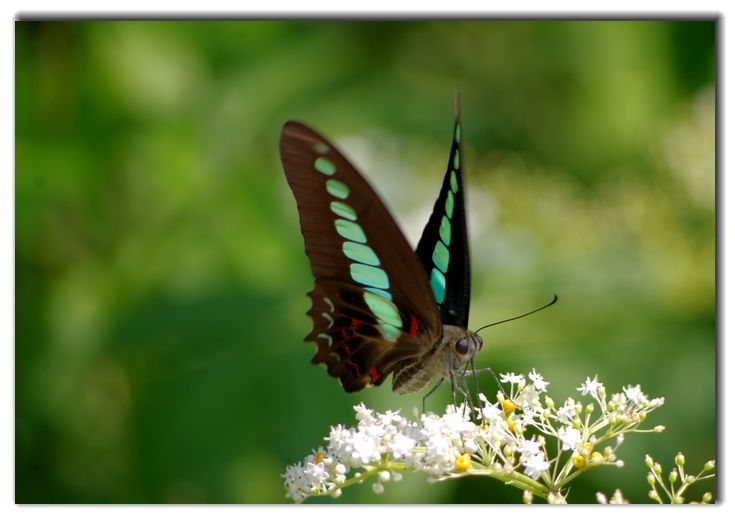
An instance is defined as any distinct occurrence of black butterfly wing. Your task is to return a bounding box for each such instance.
[415,109,471,327]
[279,121,443,392]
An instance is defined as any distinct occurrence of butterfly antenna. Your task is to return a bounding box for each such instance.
[474,293,558,336]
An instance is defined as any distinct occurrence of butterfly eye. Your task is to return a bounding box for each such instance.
[455,338,469,355]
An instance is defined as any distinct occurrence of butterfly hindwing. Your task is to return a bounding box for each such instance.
[279,121,443,392]
[415,111,471,327]
[306,281,438,392]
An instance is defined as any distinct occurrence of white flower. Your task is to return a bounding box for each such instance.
[517,437,542,458]
[515,385,540,407]
[558,426,582,451]
[350,430,382,465]
[500,372,525,385]
[577,375,602,396]
[519,407,539,428]
[522,452,550,480]
[389,432,417,459]
[529,369,549,392]
[304,461,329,487]
[476,393,503,422]
[556,398,578,425]
[354,402,374,424]
[623,384,647,405]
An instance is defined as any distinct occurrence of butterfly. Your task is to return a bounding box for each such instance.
[279,103,484,396]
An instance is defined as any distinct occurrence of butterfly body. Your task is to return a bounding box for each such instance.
[279,106,475,395]
[392,326,483,395]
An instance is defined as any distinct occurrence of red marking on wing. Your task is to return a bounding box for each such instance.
[341,344,352,355]
[351,318,360,329]
[408,315,419,337]
[347,359,362,377]
[369,367,380,383]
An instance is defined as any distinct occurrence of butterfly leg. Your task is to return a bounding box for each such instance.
[462,366,510,400]
[422,377,445,414]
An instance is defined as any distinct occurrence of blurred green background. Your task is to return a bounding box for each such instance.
[15,20,715,504]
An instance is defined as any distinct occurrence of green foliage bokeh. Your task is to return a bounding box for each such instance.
[15,20,715,504]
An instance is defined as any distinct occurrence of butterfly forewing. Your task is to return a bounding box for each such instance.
[279,121,443,392]
[415,112,471,327]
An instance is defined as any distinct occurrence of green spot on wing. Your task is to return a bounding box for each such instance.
[321,312,334,328]
[453,150,460,170]
[343,241,380,266]
[378,323,401,342]
[313,143,329,154]
[335,219,366,243]
[323,297,335,312]
[350,263,389,289]
[326,179,349,199]
[450,171,459,194]
[439,215,451,246]
[363,292,402,328]
[365,287,392,301]
[315,156,337,176]
[430,268,446,304]
[445,191,454,218]
[318,333,333,346]
[432,241,450,273]
[330,201,357,221]
[455,123,461,143]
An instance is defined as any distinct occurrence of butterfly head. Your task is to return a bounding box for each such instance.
[454,331,483,363]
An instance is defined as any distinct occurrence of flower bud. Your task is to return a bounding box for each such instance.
[545,396,555,409]
[645,454,654,468]
[372,482,384,495]
[648,490,660,501]
[455,454,472,472]
[572,455,585,469]
[702,492,713,503]
[615,460,624,468]
[590,452,604,466]
[675,452,685,466]
[669,470,678,484]
[502,400,516,415]
[523,490,533,504]
[647,472,655,485]
[653,463,662,475]
[379,470,390,482]
[704,460,715,471]
[585,403,594,414]
[392,472,403,482]
[330,488,342,498]
[672,496,683,504]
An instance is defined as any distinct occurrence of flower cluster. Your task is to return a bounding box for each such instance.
[644,452,715,504]
[283,371,666,503]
